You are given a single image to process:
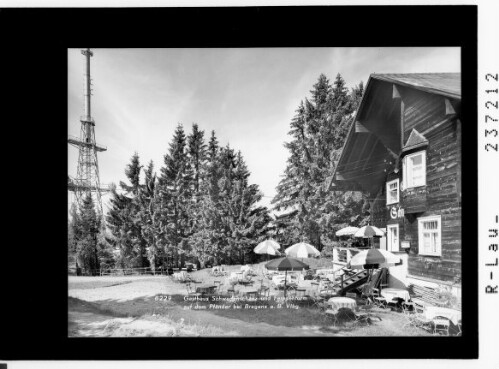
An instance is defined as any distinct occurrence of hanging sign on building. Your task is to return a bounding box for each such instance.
[390,206,405,219]
[401,241,410,249]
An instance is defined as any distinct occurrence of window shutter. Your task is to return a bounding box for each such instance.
[437,218,442,255]
[402,156,407,190]
[422,150,427,185]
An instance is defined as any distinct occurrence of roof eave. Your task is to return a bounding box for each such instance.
[328,75,378,192]
[370,74,461,100]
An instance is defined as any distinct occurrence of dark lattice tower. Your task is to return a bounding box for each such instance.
[68,48,110,217]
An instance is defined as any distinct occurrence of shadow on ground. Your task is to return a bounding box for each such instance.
[69,293,426,337]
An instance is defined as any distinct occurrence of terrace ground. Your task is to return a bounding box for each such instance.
[68,262,432,337]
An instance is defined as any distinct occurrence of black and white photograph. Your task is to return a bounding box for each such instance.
[67,47,464,338]
[3,2,499,367]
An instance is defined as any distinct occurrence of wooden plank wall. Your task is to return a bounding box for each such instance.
[402,89,446,142]
[402,90,462,283]
[370,88,462,284]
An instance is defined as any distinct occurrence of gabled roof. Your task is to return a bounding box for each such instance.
[329,72,461,194]
[402,129,429,153]
[371,73,461,100]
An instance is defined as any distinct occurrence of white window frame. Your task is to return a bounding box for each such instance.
[386,179,400,205]
[418,215,442,257]
[403,150,426,189]
[386,224,400,252]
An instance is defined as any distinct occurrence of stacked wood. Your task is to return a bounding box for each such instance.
[409,283,445,306]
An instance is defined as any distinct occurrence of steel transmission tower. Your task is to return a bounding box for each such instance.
[68,48,110,217]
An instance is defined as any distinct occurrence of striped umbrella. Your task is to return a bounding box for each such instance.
[254,239,281,258]
[347,249,401,270]
[335,226,360,237]
[354,225,385,238]
[285,242,320,258]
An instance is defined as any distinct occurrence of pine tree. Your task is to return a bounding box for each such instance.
[105,154,148,269]
[187,123,206,197]
[138,160,165,272]
[230,151,270,264]
[190,130,223,267]
[272,73,370,251]
[106,184,134,268]
[75,193,100,275]
[158,124,193,267]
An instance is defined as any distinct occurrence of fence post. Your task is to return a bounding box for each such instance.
[333,247,338,263]
[346,249,352,263]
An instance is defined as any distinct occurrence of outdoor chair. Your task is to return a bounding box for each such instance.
[295,286,307,298]
[346,292,357,299]
[361,285,380,300]
[186,283,202,297]
[227,285,238,297]
[324,309,340,326]
[413,300,426,314]
[387,297,405,312]
[373,296,388,308]
[404,311,433,332]
[213,280,223,293]
[402,301,415,312]
[258,285,270,298]
[309,293,328,311]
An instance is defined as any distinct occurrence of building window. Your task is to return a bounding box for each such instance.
[387,224,399,252]
[418,215,442,256]
[386,179,399,205]
[403,150,426,189]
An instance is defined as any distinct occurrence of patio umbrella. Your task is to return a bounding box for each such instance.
[265,257,309,298]
[335,226,360,237]
[285,242,320,258]
[347,248,400,287]
[254,239,281,260]
[347,248,401,270]
[354,225,385,248]
[354,225,385,238]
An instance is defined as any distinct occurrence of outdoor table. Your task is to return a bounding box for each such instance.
[380,288,411,303]
[272,275,293,287]
[319,290,335,300]
[241,265,254,273]
[196,284,217,295]
[295,286,307,297]
[230,272,243,277]
[239,279,254,286]
[327,296,357,314]
[424,306,461,325]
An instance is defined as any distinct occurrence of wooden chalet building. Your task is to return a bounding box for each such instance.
[329,73,462,301]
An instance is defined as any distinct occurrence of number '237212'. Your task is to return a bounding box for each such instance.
[485,73,498,152]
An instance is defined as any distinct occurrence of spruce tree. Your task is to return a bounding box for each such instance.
[191,130,222,267]
[75,193,100,275]
[138,160,166,272]
[272,73,370,251]
[158,124,193,267]
[106,185,134,268]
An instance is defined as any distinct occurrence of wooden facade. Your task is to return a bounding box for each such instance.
[331,73,462,287]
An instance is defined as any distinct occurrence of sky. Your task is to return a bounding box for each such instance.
[68,47,460,214]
